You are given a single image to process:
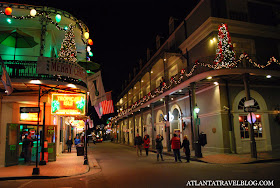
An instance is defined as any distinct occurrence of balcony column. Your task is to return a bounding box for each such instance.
[141,109,144,137]
[163,53,168,83]
[127,118,130,145]
[149,70,152,93]
[151,103,156,149]
[133,114,135,144]
[39,7,48,56]
[165,95,171,152]
[243,73,257,158]
[139,80,142,99]
[190,82,202,158]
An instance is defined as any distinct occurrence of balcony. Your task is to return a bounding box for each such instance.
[0,57,87,88]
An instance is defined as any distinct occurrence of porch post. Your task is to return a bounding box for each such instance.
[243,73,257,158]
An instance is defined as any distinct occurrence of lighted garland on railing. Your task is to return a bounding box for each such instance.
[111,54,280,122]
[0,7,89,45]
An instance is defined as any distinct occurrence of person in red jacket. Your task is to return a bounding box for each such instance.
[143,135,150,156]
[171,133,182,162]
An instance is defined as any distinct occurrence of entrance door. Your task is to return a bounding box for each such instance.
[5,124,19,166]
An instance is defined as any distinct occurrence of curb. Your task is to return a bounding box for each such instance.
[0,157,92,181]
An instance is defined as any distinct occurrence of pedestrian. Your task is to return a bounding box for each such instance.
[92,135,96,144]
[74,136,81,145]
[155,134,164,161]
[181,135,190,162]
[134,133,143,156]
[22,135,33,163]
[66,136,73,153]
[171,133,182,162]
[143,134,150,156]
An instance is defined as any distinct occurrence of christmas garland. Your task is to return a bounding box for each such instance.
[111,54,280,122]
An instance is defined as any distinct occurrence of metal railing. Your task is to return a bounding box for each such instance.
[0,59,87,88]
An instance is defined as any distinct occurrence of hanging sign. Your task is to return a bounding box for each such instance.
[51,94,86,115]
[37,57,87,83]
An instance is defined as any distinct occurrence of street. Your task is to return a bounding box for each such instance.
[0,142,279,188]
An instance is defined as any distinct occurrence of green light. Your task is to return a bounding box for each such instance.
[64,26,68,30]
[6,18,12,24]
[55,14,61,23]
[89,51,93,57]
[76,98,85,109]
[20,125,23,130]
[52,100,60,112]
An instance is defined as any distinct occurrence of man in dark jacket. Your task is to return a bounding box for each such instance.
[134,134,143,156]
[66,136,73,153]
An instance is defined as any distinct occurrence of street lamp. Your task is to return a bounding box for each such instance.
[194,104,202,158]
[194,106,200,114]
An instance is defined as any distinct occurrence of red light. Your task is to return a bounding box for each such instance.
[88,39,93,45]
[5,7,12,15]
[239,116,242,122]
[256,114,260,118]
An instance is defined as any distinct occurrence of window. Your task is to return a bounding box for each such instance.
[238,97,260,110]
[239,114,263,139]
[238,97,262,139]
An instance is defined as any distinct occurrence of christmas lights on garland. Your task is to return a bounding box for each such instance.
[111,53,280,122]
[0,7,89,44]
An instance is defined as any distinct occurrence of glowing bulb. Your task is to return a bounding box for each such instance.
[89,51,93,57]
[5,7,12,15]
[30,9,37,17]
[55,14,61,23]
[214,82,219,85]
[207,76,212,80]
[84,32,89,39]
[6,18,12,24]
[87,46,91,52]
[266,75,271,78]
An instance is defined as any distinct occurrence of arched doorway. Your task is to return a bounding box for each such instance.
[232,90,272,153]
[145,114,152,138]
[156,110,166,147]
[171,105,183,143]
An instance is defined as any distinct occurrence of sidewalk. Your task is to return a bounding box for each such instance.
[117,142,280,164]
[0,145,99,180]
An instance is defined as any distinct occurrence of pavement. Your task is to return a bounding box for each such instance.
[0,145,100,181]
[0,142,279,181]
[118,142,280,164]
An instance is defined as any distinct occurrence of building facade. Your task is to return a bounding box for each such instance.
[112,0,280,155]
[0,2,90,167]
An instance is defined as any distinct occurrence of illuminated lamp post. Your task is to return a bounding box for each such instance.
[194,105,202,158]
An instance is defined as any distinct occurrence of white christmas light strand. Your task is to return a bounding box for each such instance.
[111,54,280,122]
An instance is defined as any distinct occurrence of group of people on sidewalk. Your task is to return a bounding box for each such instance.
[134,133,190,163]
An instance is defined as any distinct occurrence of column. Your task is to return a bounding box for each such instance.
[165,95,171,152]
[39,7,48,56]
[190,82,202,158]
[141,109,144,137]
[151,103,155,149]
[243,73,257,158]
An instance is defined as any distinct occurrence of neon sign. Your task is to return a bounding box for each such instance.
[51,94,86,115]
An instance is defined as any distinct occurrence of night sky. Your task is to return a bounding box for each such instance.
[4,0,199,122]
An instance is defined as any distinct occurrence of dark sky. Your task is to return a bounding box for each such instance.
[42,0,198,98]
[5,0,199,98]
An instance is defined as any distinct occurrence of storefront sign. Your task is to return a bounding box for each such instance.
[20,112,41,122]
[51,94,86,115]
[20,107,40,113]
[37,56,87,83]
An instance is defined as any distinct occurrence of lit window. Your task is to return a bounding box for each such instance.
[239,115,262,139]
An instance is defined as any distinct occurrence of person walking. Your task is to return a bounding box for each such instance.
[181,135,191,162]
[155,134,164,161]
[134,133,143,156]
[171,133,182,162]
[143,135,150,156]
[92,135,96,144]
[22,135,33,163]
[66,136,73,153]
[74,136,81,145]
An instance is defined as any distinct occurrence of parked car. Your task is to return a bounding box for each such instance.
[96,135,103,143]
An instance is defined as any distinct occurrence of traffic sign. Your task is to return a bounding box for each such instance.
[20,107,40,113]
[244,107,257,112]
